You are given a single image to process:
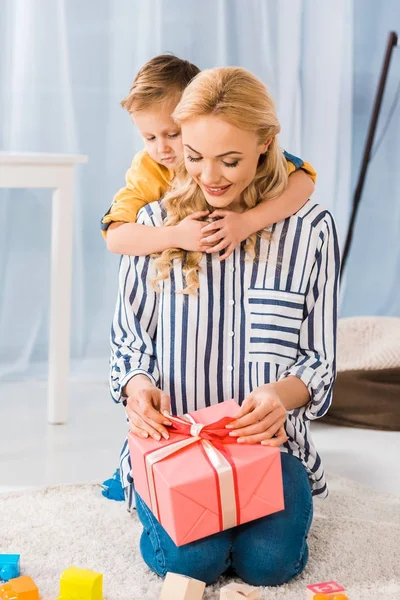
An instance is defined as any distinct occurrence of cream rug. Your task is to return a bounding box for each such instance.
[1,475,399,600]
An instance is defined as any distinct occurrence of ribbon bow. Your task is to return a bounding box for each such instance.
[167,414,238,443]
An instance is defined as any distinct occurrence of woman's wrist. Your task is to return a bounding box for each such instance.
[268,377,310,411]
[123,373,155,397]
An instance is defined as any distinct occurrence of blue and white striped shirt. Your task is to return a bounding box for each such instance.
[110,199,340,498]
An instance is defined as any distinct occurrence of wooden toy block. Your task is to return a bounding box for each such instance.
[0,555,20,583]
[306,581,346,600]
[0,575,39,600]
[58,566,102,600]
[160,572,205,600]
[220,582,260,599]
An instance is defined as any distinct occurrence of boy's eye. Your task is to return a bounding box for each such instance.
[167,133,180,139]
[223,161,239,168]
[145,136,156,142]
[187,156,202,163]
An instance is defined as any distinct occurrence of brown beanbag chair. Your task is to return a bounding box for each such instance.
[322,317,400,431]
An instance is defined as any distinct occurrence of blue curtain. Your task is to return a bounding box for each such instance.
[1,0,392,382]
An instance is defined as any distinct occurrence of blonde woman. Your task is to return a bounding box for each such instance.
[110,67,340,587]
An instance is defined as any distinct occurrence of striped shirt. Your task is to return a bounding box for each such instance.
[110,199,340,498]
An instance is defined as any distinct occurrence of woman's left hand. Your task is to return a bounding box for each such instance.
[200,210,250,260]
[226,384,288,445]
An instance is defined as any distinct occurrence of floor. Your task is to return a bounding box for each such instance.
[1,380,400,495]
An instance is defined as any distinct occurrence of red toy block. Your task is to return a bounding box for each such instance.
[0,576,39,600]
[306,581,346,600]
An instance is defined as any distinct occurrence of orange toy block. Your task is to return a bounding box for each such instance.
[0,576,39,600]
[160,572,205,600]
[306,581,346,600]
[220,582,260,599]
[313,596,348,600]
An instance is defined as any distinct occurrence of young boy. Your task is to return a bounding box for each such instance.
[101,54,316,259]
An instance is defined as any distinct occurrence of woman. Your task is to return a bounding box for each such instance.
[110,67,340,587]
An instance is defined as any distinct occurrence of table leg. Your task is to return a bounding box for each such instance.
[48,173,74,424]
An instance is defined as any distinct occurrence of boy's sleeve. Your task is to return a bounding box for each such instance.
[101,152,170,238]
[283,150,317,184]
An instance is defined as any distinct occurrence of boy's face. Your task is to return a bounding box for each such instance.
[132,99,183,170]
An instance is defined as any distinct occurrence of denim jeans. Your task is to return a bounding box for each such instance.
[135,452,313,586]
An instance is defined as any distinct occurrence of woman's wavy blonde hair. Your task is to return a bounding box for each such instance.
[153,66,288,294]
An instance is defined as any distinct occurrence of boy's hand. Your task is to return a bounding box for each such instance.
[200,210,253,260]
[225,384,288,445]
[174,211,210,252]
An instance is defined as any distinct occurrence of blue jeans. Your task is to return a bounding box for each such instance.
[135,452,313,586]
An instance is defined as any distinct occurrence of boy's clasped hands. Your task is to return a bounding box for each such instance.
[176,209,254,260]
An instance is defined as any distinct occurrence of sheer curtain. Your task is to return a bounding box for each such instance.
[0,0,353,381]
[340,0,400,317]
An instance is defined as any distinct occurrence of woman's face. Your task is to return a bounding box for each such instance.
[182,114,269,209]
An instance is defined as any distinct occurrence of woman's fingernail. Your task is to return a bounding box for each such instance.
[163,410,172,417]
[229,431,238,436]
[162,432,169,440]
[261,441,270,446]
[140,432,149,438]
[163,420,172,426]
[237,438,245,443]
[153,433,161,441]
[225,424,233,428]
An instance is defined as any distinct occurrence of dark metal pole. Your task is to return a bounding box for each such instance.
[341,30,398,276]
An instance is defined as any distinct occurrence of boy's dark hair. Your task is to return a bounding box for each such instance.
[121,54,200,113]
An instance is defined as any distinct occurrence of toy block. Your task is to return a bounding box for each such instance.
[0,555,20,583]
[306,581,346,600]
[58,566,102,600]
[160,572,205,600]
[0,575,39,600]
[313,596,348,600]
[220,582,260,599]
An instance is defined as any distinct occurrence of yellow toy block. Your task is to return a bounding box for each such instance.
[220,582,260,599]
[58,566,102,600]
[160,572,205,600]
[0,575,39,600]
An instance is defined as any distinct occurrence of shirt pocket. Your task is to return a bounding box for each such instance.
[246,287,305,366]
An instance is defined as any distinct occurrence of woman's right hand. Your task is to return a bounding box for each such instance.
[124,376,172,441]
[174,211,210,251]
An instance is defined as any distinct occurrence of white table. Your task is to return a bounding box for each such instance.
[0,152,88,424]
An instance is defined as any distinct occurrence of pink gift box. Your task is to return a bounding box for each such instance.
[128,399,284,546]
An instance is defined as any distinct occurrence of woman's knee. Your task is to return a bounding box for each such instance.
[232,454,313,586]
[233,539,309,586]
[140,528,232,585]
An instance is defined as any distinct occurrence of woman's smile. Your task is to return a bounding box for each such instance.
[202,183,232,196]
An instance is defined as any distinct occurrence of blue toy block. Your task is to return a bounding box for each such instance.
[0,554,20,582]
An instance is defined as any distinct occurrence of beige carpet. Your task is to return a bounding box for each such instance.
[1,475,399,600]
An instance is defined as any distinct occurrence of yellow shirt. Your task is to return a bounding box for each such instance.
[101,149,316,237]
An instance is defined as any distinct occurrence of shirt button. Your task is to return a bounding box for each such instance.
[227,365,234,371]
[229,331,235,337]
[230,267,235,273]
[228,300,235,306]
